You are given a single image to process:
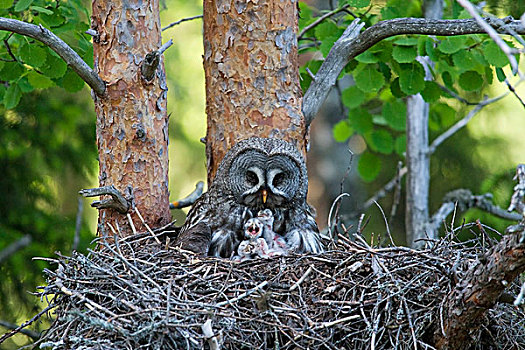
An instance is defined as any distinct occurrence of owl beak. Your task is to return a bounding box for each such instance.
[262,189,268,204]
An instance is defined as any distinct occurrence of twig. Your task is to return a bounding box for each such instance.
[201,319,221,350]
[515,282,525,306]
[504,79,525,109]
[216,281,268,307]
[290,267,313,291]
[0,18,106,96]
[162,14,203,31]
[316,315,360,329]
[0,320,40,340]
[0,234,31,264]
[134,208,161,244]
[141,40,173,81]
[170,181,205,209]
[362,167,408,211]
[0,304,54,344]
[298,4,351,40]
[457,0,519,74]
[79,185,130,214]
[374,201,394,246]
[327,193,350,239]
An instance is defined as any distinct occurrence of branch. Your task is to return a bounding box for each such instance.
[298,4,351,40]
[0,320,40,340]
[0,234,31,264]
[170,181,204,209]
[141,39,173,81]
[302,17,525,125]
[0,18,106,96]
[428,189,523,234]
[162,14,203,31]
[79,185,131,214]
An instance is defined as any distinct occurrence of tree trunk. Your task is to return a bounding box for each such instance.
[405,0,443,247]
[91,0,171,236]
[202,0,307,183]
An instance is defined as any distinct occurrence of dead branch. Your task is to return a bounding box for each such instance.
[170,181,204,209]
[162,14,203,31]
[0,18,106,96]
[79,185,130,214]
[303,17,525,125]
[141,39,173,82]
[0,234,31,264]
[0,320,40,340]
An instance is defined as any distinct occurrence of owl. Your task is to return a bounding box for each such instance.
[257,209,288,255]
[174,137,323,257]
[233,218,270,261]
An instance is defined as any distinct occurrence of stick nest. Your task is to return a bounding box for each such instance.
[37,230,524,350]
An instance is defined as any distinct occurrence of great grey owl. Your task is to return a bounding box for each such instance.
[174,137,323,257]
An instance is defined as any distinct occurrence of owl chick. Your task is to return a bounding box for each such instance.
[233,218,269,262]
[257,209,288,256]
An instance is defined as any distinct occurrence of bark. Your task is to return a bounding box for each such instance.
[406,0,443,248]
[433,226,525,349]
[91,0,171,236]
[203,0,307,182]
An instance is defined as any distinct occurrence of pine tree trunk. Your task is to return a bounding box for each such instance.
[91,0,171,236]
[202,0,307,183]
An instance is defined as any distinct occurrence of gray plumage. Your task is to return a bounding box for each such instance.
[175,137,323,257]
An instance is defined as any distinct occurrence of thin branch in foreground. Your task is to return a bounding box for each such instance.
[162,14,203,31]
[0,304,54,344]
[0,18,106,96]
[0,320,40,340]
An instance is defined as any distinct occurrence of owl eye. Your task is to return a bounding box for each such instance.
[245,170,259,186]
[272,172,285,187]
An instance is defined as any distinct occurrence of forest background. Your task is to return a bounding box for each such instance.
[1,0,524,348]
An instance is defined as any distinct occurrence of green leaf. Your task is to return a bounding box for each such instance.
[395,134,406,156]
[452,50,476,72]
[341,86,365,109]
[40,12,65,27]
[4,84,22,109]
[368,129,394,154]
[441,71,454,90]
[355,50,378,63]
[390,77,406,98]
[382,100,406,131]
[347,0,370,7]
[483,40,509,68]
[0,62,25,81]
[60,69,84,92]
[399,62,425,95]
[14,0,32,11]
[0,0,13,9]
[349,108,373,134]
[315,21,339,40]
[41,51,68,78]
[393,37,418,46]
[358,151,381,182]
[333,120,354,142]
[355,65,385,93]
[27,71,54,89]
[459,70,483,91]
[438,36,467,54]
[319,36,338,57]
[421,81,441,103]
[425,38,438,61]
[18,43,47,68]
[495,67,506,82]
[392,45,417,63]
[18,77,34,92]
[30,5,54,14]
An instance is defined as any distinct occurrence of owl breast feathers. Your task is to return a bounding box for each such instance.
[174,137,324,257]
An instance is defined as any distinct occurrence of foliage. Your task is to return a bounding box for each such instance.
[0,0,92,109]
[299,0,523,183]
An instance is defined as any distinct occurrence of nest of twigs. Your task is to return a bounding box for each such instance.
[35,226,524,350]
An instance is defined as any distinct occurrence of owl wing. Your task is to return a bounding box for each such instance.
[173,222,211,255]
[283,204,323,254]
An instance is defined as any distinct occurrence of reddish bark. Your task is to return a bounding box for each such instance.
[203,0,307,183]
[91,0,171,236]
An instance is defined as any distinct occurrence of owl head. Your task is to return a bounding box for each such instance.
[244,218,264,239]
[212,137,308,211]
